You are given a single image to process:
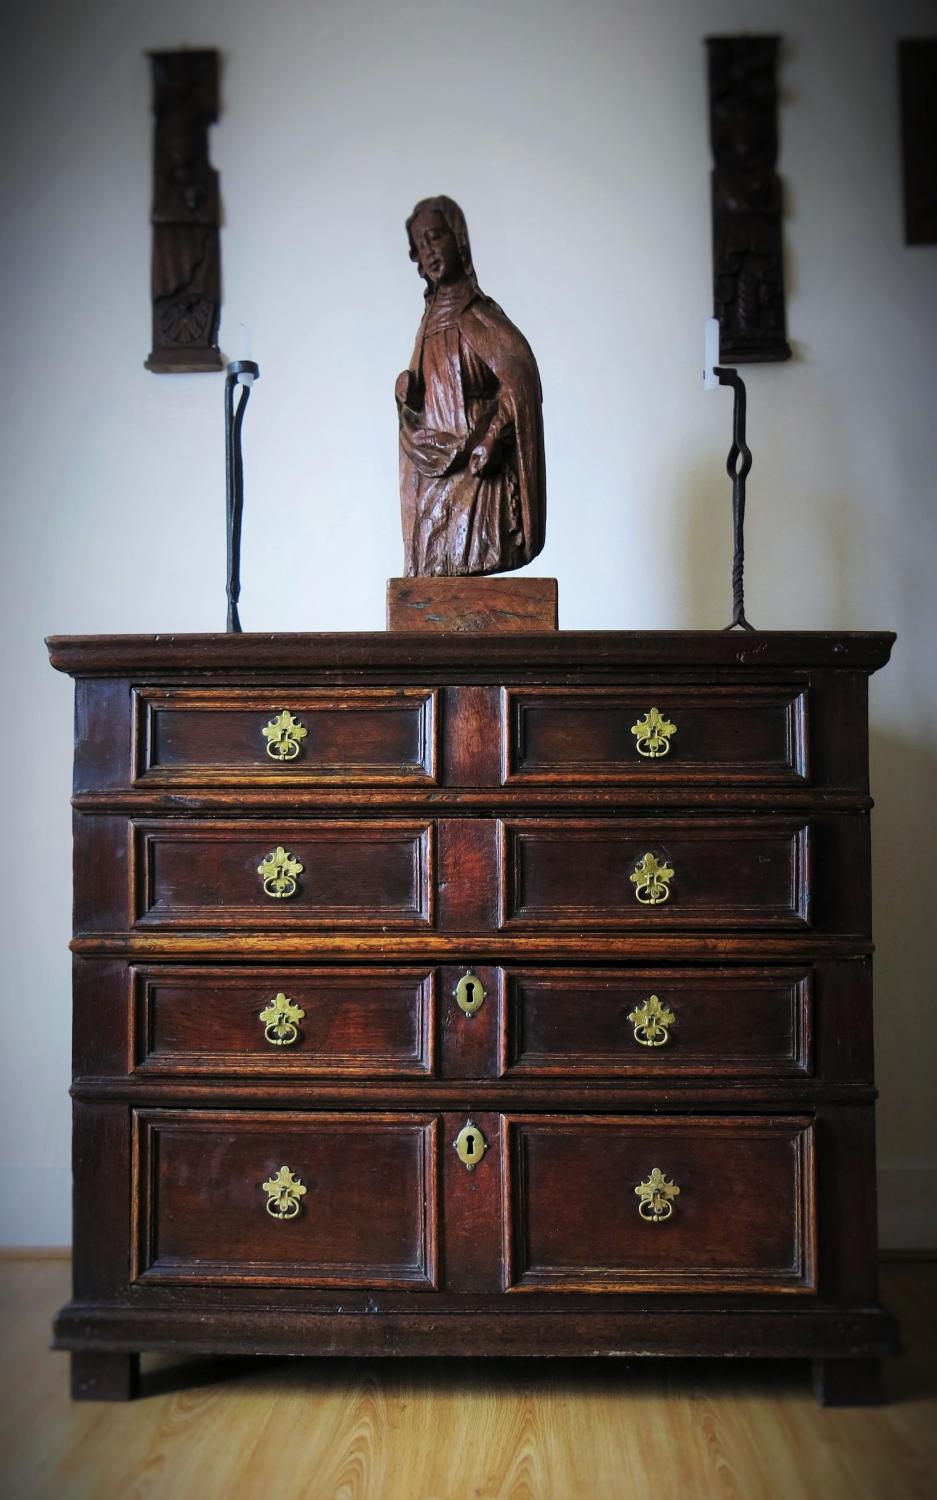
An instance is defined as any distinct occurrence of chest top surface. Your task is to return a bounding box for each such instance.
[47,630,895,679]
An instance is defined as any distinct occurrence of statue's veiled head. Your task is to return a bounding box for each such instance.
[406,196,476,290]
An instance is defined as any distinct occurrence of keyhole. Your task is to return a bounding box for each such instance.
[456,972,485,1016]
[455,1121,486,1169]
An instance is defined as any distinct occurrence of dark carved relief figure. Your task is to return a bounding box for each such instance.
[900,40,937,245]
[145,50,223,373]
[707,37,791,363]
[397,197,546,576]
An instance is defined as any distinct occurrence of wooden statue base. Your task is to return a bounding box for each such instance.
[387,576,558,633]
[144,346,224,374]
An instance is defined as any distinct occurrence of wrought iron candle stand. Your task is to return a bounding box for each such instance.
[714,364,755,631]
[224,359,260,632]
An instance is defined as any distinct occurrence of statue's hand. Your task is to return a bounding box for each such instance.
[395,370,414,406]
[469,434,499,477]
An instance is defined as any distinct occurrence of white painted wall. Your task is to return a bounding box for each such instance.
[1,0,935,1247]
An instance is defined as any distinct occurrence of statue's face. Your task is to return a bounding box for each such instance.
[410,210,463,285]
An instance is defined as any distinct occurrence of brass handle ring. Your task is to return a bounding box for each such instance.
[262,711,308,761]
[259,992,306,1046]
[630,853,674,905]
[262,1165,308,1220]
[631,707,676,758]
[635,1168,680,1223]
[257,845,304,899]
[627,994,675,1046]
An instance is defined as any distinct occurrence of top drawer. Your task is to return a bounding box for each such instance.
[503,686,808,785]
[132,688,439,787]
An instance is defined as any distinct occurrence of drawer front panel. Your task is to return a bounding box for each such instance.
[132,819,435,930]
[499,818,811,929]
[504,1115,816,1293]
[503,685,808,784]
[134,966,436,1076]
[133,688,438,786]
[502,967,813,1077]
[133,1110,439,1287]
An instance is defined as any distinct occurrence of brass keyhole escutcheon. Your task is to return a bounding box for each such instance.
[453,1120,487,1171]
[455,972,486,1017]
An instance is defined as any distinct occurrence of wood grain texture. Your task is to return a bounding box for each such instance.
[500,965,813,1078]
[46,630,896,675]
[387,577,558,632]
[3,1260,934,1499]
[130,818,436,932]
[502,684,808,784]
[50,630,896,1405]
[502,1114,816,1294]
[132,1110,440,1289]
[133,687,439,787]
[131,964,437,1078]
[497,816,814,930]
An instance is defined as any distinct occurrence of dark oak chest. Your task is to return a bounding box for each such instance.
[47,630,898,1403]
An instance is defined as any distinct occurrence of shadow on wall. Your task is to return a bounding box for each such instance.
[675,460,870,631]
[868,728,937,1160]
[674,459,737,629]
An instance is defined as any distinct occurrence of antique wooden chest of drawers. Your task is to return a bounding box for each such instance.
[47,630,898,1403]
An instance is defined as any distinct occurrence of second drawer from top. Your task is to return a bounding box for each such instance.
[74,812,869,935]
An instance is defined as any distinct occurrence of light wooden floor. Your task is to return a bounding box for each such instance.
[1,1260,934,1500]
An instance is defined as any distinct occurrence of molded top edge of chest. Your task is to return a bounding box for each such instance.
[45,630,895,681]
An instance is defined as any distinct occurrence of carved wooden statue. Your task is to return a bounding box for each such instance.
[396,197,546,576]
[145,50,223,373]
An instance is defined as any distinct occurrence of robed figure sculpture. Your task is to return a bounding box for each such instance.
[396,197,546,576]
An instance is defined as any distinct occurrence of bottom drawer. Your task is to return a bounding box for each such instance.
[132,1110,439,1288]
[504,1115,816,1294]
[131,1109,816,1297]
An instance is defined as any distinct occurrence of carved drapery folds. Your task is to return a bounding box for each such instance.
[145,50,223,373]
[707,36,791,364]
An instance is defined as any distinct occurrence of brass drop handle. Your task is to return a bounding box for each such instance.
[259,992,305,1046]
[262,710,308,761]
[631,707,676,758]
[630,852,674,905]
[453,1120,487,1171]
[634,1168,680,1223]
[627,994,675,1046]
[257,845,304,899]
[455,972,486,1017]
[262,1165,307,1220]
